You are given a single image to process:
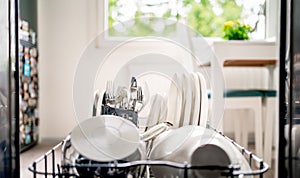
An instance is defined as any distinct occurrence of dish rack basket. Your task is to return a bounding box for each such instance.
[28,127,269,178]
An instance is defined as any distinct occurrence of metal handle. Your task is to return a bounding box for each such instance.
[141,123,169,141]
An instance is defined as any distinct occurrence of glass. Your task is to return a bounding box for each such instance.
[107,0,266,39]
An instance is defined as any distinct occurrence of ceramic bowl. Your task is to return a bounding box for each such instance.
[149,125,251,177]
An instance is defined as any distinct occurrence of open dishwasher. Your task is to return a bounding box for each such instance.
[28,18,269,178]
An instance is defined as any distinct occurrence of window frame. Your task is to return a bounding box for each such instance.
[97,0,278,44]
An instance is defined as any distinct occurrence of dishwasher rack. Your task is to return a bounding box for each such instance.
[28,127,269,178]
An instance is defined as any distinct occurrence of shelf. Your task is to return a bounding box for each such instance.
[19,23,39,151]
[20,39,36,48]
[20,140,38,153]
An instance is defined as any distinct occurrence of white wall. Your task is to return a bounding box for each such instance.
[37,0,279,139]
[37,0,198,139]
[38,0,98,139]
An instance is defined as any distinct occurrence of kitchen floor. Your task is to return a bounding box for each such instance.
[21,140,276,178]
[20,139,61,178]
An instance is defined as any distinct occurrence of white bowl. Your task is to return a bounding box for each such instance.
[62,138,146,177]
[65,116,146,177]
[149,125,251,177]
[71,115,141,162]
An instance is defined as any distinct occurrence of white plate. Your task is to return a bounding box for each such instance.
[188,74,195,125]
[197,72,209,127]
[181,73,192,127]
[71,115,140,162]
[146,94,163,128]
[166,73,182,128]
[190,73,201,125]
[177,74,185,127]
[158,95,168,124]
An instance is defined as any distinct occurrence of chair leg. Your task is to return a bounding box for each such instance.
[224,97,263,160]
[264,97,276,167]
[241,110,249,149]
[234,110,249,148]
[234,116,242,145]
[254,100,263,159]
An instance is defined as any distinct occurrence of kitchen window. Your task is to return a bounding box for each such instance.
[103,0,273,40]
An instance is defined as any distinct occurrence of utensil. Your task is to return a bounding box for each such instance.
[142,94,170,141]
[114,86,128,109]
[141,123,169,142]
[92,90,100,116]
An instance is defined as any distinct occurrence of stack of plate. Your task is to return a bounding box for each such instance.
[146,72,209,129]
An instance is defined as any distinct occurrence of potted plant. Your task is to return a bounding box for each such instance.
[222,20,253,40]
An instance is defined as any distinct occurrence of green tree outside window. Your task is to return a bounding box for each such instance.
[108,0,263,38]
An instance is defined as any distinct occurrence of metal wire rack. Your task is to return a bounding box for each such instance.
[28,126,269,178]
